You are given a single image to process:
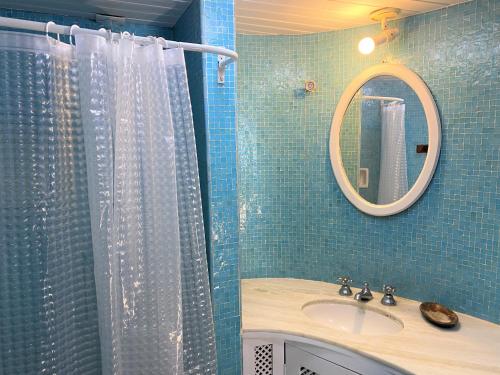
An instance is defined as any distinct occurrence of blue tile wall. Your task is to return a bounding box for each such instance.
[198,0,240,374]
[237,0,500,323]
[176,3,241,373]
[358,98,381,202]
[340,96,361,191]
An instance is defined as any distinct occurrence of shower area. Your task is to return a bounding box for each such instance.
[0,1,238,373]
[342,92,409,204]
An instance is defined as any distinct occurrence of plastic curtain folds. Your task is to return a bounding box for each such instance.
[0,31,102,374]
[76,34,217,375]
[377,103,409,204]
[166,50,218,374]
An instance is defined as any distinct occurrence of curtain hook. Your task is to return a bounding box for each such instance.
[45,21,55,43]
[69,24,79,46]
[106,29,113,43]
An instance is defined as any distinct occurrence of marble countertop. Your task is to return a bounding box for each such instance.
[241,278,500,375]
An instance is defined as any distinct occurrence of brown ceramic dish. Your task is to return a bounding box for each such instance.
[420,302,459,328]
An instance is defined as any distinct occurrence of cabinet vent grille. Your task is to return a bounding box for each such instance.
[299,367,319,375]
[254,344,273,374]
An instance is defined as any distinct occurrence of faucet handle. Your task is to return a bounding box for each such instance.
[337,276,352,296]
[382,284,395,295]
[381,284,396,306]
[337,276,352,286]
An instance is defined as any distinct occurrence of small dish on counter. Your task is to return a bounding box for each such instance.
[419,302,459,328]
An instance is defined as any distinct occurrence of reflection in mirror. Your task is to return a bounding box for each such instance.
[340,76,428,205]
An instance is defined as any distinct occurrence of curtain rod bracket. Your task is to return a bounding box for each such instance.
[218,55,227,84]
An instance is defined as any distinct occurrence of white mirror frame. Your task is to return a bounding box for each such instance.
[329,64,441,216]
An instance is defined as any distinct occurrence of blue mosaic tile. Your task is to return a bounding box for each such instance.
[199,0,241,373]
[237,0,500,324]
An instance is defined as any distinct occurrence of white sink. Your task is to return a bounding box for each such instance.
[302,301,403,336]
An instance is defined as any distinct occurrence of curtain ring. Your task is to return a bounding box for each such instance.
[45,21,55,42]
[98,28,112,43]
[45,21,60,43]
[69,24,79,46]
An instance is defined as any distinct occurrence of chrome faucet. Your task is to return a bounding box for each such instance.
[381,284,396,306]
[337,276,353,296]
[354,282,373,302]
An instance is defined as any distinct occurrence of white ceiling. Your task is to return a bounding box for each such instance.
[235,0,470,35]
[0,0,193,27]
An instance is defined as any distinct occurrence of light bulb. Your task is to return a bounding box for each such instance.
[358,37,375,55]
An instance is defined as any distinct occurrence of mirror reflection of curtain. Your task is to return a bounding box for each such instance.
[377,103,408,204]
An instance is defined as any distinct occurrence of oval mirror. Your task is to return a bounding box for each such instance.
[330,64,441,216]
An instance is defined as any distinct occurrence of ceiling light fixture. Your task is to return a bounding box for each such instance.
[358,8,400,55]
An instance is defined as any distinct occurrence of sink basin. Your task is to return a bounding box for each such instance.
[302,301,403,336]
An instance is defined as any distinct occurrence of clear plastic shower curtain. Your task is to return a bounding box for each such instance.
[166,51,218,374]
[377,103,409,204]
[76,34,216,375]
[0,31,102,374]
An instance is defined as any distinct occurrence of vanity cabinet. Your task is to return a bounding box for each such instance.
[286,344,356,374]
[243,335,406,375]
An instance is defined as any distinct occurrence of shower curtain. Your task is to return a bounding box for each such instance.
[0,30,216,375]
[0,31,102,375]
[377,103,408,204]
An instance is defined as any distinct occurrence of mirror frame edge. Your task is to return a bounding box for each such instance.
[329,64,441,216]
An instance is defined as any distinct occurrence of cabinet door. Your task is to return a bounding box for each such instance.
[285,345,358,375]
[243,338,285,375]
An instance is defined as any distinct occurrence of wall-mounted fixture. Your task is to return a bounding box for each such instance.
[358,8,400,55]
[305,80,317,92]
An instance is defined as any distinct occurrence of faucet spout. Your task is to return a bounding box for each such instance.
[354,282,373,301]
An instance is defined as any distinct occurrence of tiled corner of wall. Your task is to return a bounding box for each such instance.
[237,0,500,323]
[200,0,241,374]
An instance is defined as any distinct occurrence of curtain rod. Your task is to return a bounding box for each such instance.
[361,95,404,103]
[0,16,237,84]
